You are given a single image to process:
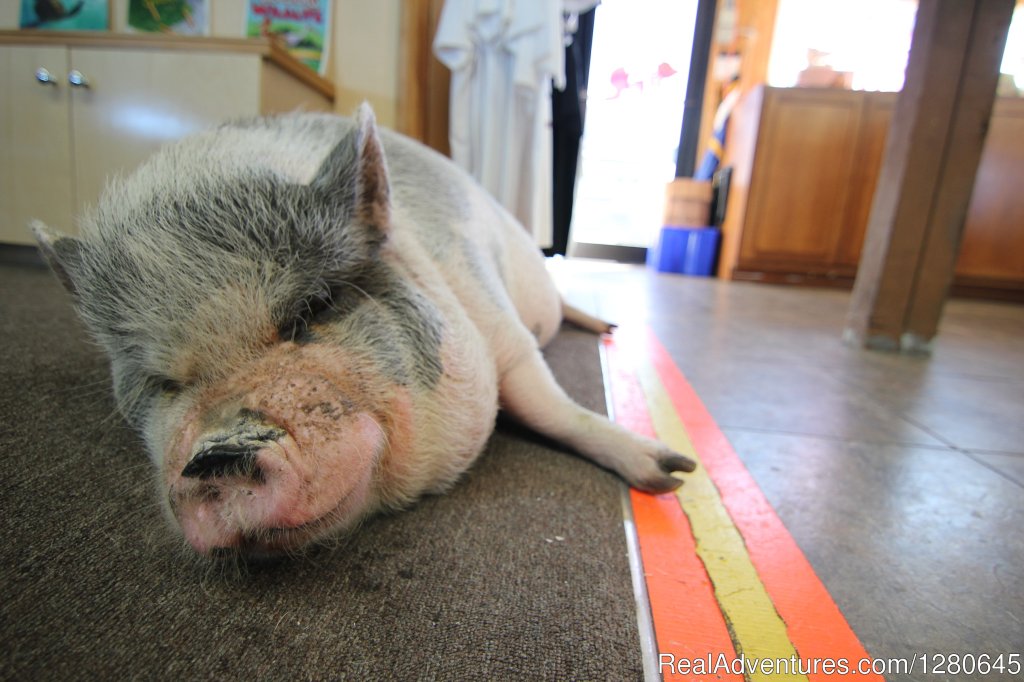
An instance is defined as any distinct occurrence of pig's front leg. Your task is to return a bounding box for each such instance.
[498,349,696,493]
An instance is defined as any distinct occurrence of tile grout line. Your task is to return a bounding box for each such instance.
[959,451,1024,490]
[654,315,1024,489]
[816,362,1024,490]
[719,421,1024,488]
[714,423,958,452]
[885,411,1024,491]
[963,447,1024,458]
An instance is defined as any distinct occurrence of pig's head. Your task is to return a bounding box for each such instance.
[32,106,444,558]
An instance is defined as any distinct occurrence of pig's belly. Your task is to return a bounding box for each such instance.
[501,227,562,348]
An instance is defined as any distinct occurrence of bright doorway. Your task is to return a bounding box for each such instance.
[569,0,699,254]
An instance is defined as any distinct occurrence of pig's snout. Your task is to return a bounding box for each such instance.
[171,420,300,556]
[168,401,384,557]
[181,413,284,482]
[182,444,261,480]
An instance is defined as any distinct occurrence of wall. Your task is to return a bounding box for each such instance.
[331,0,401,127]
[1,0,404,128]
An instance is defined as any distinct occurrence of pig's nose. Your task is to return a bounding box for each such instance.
[182,444,261,480]
[182,410,286,481]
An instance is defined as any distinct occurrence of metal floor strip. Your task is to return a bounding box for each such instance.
[601,339,661,682]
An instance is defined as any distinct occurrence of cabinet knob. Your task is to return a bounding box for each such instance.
[68,70,90,88]
[35,67,57,86]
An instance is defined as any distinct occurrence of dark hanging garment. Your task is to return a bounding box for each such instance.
[546,8,596,257]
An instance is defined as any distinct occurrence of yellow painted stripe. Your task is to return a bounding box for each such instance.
[636,359,808,682]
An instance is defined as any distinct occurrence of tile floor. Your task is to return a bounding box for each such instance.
[550,258,1024,672]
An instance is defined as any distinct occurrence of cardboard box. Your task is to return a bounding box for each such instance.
[663,179,712,227]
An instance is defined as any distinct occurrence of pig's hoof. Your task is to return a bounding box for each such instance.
[629,448,697,494]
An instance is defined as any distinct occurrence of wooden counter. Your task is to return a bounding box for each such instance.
[720,86,1024,300]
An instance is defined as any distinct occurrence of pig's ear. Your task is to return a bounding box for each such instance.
[31,220,84,295]
[349,103,392,234]
[312,103,391,237]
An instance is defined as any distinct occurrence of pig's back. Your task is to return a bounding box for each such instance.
[209,112,560,350]
[117,113,560,351]
[379,125,562,350]
[167,112,510,247]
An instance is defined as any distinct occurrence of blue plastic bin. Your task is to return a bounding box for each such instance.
[647,226,720,276]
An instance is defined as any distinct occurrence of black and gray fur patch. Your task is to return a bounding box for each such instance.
[281,261,444,389]
[62,128,443,422]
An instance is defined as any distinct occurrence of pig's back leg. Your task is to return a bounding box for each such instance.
[484,216,679,487]
[498,336,697,492]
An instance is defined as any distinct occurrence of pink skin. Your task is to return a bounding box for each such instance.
[165,344,395,555]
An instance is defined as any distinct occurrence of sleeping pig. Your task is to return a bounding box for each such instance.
[32,105,696,558]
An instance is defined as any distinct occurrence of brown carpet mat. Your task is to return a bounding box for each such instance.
[0,263,642,680]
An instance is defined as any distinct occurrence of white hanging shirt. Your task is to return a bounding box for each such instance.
[434,0,565,248]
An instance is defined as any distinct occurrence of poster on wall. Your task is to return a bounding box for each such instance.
[245,1,331,75]
[127,0,209,35]
[20,0,110,30]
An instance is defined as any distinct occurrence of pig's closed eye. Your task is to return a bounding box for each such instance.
[156,377,183,395]
[303,292,335,320]
[280,290,336,341]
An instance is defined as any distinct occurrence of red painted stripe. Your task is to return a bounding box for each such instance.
[644,328,883,682]
[603,337,742,682]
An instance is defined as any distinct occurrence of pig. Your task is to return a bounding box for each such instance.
[32,104,696,558]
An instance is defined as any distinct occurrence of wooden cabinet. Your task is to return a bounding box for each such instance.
[953,97,1024,292]
[834,95,896,268]
[739,88,866,270]
[721,86,1024,299]
[0,32,334,245]
[725,87,896,283]
[0,44,75,245]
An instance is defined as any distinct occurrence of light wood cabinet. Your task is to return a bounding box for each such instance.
[0,44,75,243]
[726,87,896,282]
[834,94,896,268]
[739,88,865,269]
[721,86,1024,299]
[0,32,334,245]
[954,97,1024,292]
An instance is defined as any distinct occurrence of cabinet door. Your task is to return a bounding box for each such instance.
[955,98,1024,285]
[740,89,861,270]
[0,45,74,243]
[68,48,261,214]
[835,93,897,267]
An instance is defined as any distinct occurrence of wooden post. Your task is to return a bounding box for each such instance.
[844,0,1014,353]
[397,0,450,156]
